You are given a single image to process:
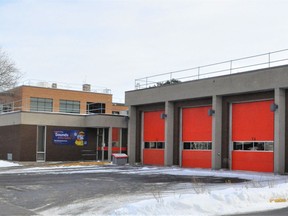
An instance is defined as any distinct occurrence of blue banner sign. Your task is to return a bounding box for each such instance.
[53,130,87,146]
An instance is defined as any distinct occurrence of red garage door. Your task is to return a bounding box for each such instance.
[232,100,274,172]
[182,106,212,168]
[143,111,165,166]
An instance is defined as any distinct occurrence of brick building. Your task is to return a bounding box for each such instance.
[0,82,128,162]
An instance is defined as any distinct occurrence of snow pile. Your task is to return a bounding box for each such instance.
[0,160,20,168]
[113,183,288,216]
[40,182,288,216]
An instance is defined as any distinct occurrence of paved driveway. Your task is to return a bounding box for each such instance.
[0,164,246,215]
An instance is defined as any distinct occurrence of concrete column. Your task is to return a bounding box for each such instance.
[108,127,113,162]
[128,106,137,164]
[165,101,174,166]
[274,88,285,174]
[212,95,222,169]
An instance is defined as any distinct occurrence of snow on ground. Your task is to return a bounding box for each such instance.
[113,184,288,216]
[34,166,288,216]
[39,178,288,216]
[2,161,288,215]
[0,160,21,168]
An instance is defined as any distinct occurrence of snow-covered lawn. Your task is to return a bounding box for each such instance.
[1,160,288,215]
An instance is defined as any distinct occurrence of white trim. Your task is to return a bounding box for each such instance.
[36,125,46,162]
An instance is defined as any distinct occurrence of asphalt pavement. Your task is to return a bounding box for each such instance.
[0,163,287,215]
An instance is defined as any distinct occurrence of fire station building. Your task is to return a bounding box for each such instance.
[126,64,288,174]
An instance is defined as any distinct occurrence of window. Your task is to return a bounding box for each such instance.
[30,98,53,112]
[144,142,165,149]
[86,102,106,114]
[233,142,274,151]
[37,126,46,161]
[183,142,212,150]
[0,103,13,113]
[60,100,80,114]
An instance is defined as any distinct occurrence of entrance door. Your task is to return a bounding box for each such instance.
[112,128,128,154]
[96,128,109,161]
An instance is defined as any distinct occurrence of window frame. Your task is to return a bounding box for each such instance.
[183,142,212,150]
[233,141,274,151]
[144,142,165,149]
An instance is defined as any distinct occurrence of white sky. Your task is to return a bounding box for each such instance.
[1,0,288,102]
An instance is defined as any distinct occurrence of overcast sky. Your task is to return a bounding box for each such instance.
[1,0,288,102]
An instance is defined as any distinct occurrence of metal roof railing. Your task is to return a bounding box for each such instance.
[135,49,288,89]
[21,80,112,94]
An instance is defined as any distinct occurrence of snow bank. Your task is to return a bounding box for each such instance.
[40,181,288,216]
[0,160,20,168]
[113,183,288,216]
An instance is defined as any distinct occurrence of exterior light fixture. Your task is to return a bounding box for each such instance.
[160,113,167,119]
[208,109,215,116]
[270,103,278,112]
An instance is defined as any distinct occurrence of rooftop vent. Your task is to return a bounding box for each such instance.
[51,83,57,88]
[82,84,91,92]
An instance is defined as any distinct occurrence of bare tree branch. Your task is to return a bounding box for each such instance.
[0,48,21,91]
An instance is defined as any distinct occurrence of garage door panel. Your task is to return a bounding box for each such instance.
[143,149,164,166]
[144,110,165,142]
[182,150,212,168]
[232,151,273,172]
[232,100,274,141]
[182,106,212,142]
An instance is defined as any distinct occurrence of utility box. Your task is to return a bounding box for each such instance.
[112,153,128,165]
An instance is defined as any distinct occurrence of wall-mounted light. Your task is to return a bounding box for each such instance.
[208,108,215,116]
[160,113,167,119]
[270,103,278,112]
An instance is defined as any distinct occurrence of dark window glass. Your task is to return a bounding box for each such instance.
[183,142,212,150]
[233,142,274,151]
[87,102,106,114]
[184,142,191,149]
[144,142,165,149]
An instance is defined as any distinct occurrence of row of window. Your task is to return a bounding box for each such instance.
[182,142,274,151]
[183,142,212,150]
[143,141,274,151]
[30,97,106,114]
[233,142,274,151]
[144,142,165,149]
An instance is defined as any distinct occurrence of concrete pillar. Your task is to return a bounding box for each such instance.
[212,95,222,169]
[274,88,285,174]
[128,106,137,164]
[165,101,174,166]
[108,127,113,162]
